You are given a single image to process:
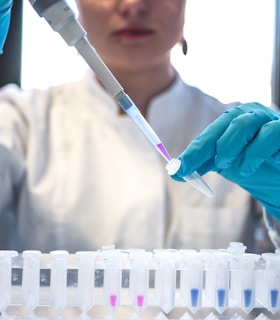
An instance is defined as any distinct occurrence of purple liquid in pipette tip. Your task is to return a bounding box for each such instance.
[156,143,172,162]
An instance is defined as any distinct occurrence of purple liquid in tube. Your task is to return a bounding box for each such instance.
[156,143,172,162]
[137,295,144,307]
[110,294,117,307]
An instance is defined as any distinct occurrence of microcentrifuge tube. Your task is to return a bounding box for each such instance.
[260,253,280,314]
[202,251,230,314]
[0,251,18,314]
[227,242,247,255]
[129,250,151,313]
[50,250,69,313]
[22,250,41,314]
[229,253,259,314]
[166,158,213,198]
[179,251,203,313]
[102,250,122,311]
[76,251,97,314]
[154,250,177,314]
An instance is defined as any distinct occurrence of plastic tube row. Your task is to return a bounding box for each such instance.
[0,243,280,317]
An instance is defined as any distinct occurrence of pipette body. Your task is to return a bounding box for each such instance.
[28,0,213,197]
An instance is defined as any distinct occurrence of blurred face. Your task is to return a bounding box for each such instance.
[75,0,186,71]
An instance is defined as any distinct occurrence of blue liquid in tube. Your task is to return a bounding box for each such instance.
[217,289,226,308]
[190,288,199,307]
[244,289,253,308]
[270,289,279,308]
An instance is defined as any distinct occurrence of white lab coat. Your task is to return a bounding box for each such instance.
[0,71,257,252]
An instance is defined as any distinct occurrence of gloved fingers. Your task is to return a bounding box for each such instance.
[0,0,13,54]
[239,119,280,176]
[215,109,276,170]
[176,156,216,178]
[237,102,280,118]
[274,151,280,164]
[172,156,215,182]
[172,103,279,180]
[175,107,245,178]
[0,0,12,17]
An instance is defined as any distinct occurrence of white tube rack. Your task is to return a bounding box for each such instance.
[0,243,280,319]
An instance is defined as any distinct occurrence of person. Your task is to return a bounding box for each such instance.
[0,0,273,253]
[0,0,12,54]
[172,102,280,248]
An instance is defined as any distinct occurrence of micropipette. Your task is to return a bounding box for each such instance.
[29,0,213,198]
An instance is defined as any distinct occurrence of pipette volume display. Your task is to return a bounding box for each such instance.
[28,0,213,198]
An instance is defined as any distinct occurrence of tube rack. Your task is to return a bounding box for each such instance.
[0,243,280,319]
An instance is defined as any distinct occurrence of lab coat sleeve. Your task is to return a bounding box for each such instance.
[263,207,280,249]
[0,85,27,214]
[0,146,24,212]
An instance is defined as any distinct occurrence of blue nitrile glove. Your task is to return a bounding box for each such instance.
[172,102,280,220]
[0,0,13,54]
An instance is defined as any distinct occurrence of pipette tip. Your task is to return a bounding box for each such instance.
[166,158,213,198]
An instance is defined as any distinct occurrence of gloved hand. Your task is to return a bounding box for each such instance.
[0,0,13,54]
[172,102,280,220]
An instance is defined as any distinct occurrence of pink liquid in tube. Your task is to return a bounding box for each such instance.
[137,295,144,307]
[110,294,117,307]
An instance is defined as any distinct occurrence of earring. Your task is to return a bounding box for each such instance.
[181,38,188,55]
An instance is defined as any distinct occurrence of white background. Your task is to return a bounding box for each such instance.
[22,0,275,106]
